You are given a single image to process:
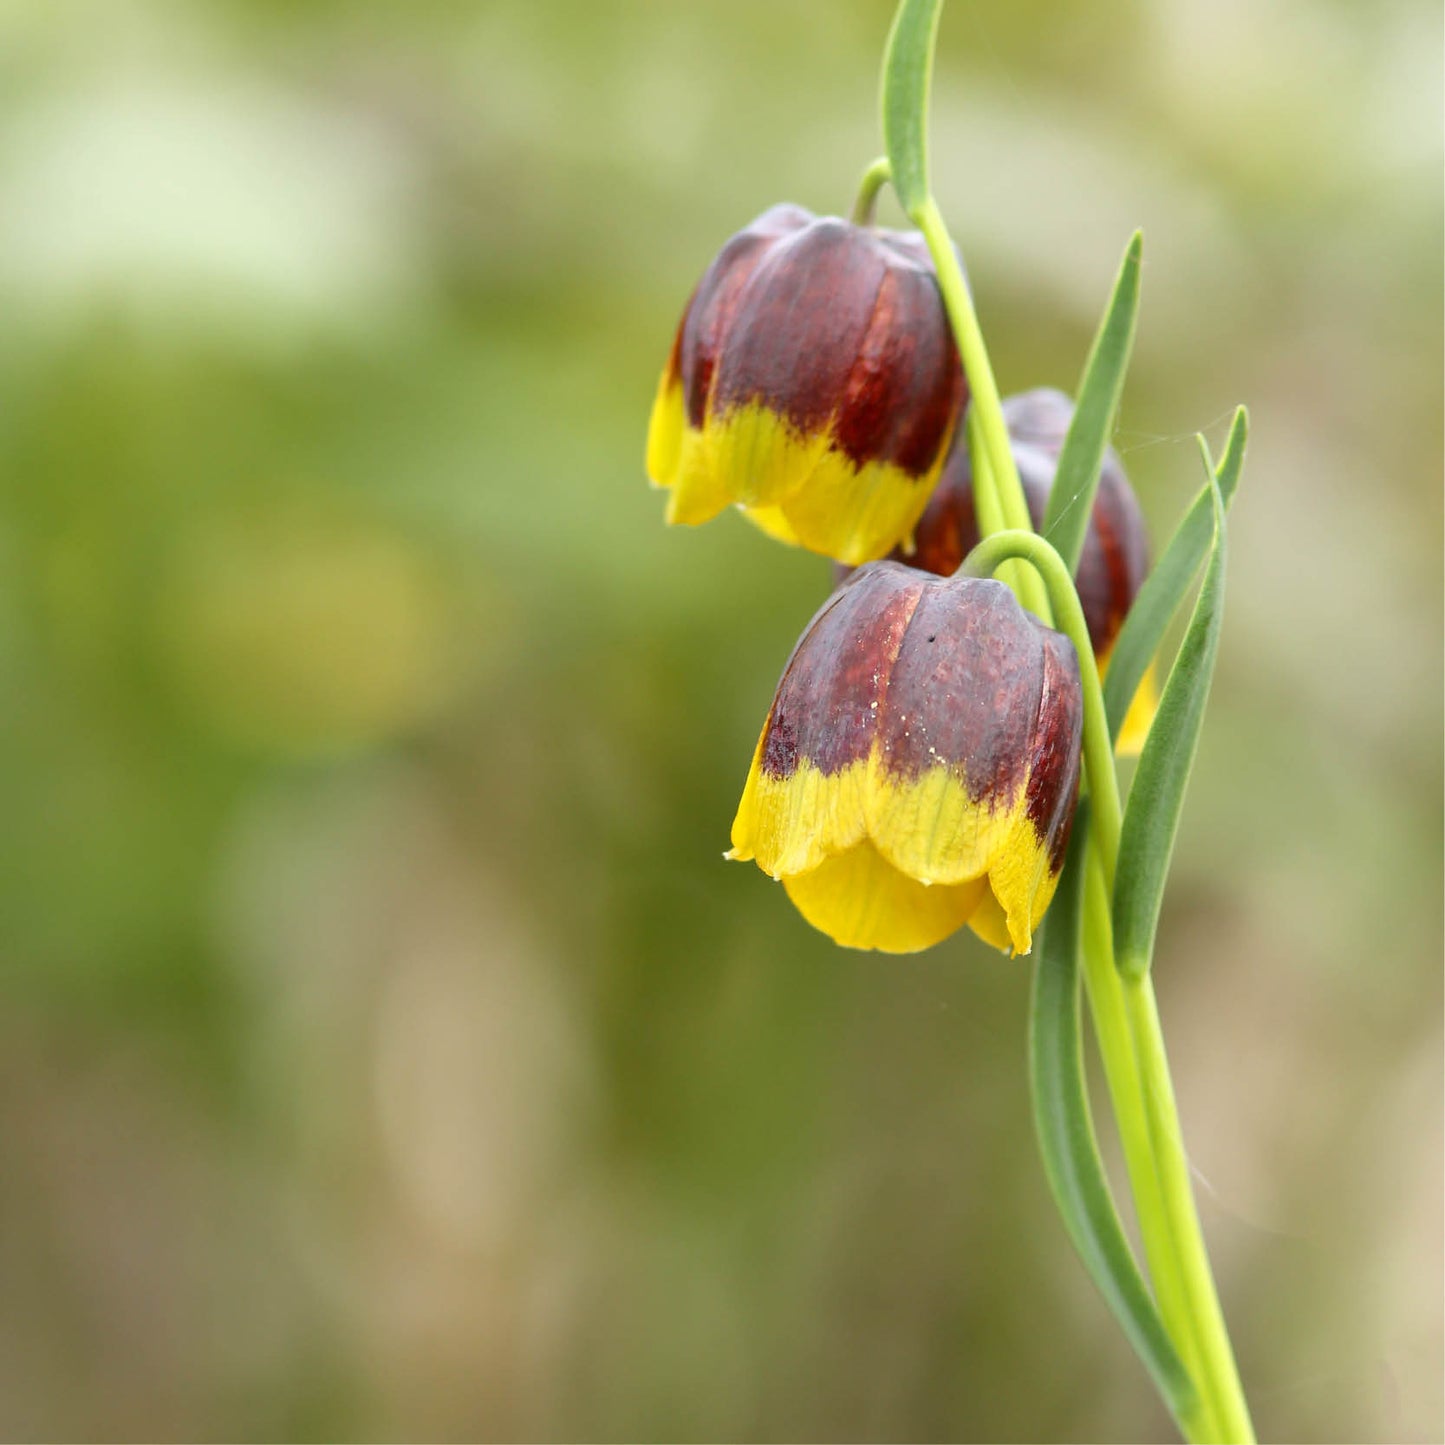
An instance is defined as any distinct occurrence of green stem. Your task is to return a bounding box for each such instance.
[965,411,1007,537]
[850,155,894,226]
[911,197,1049,622]
[1123,972,1256,1443]
[913,196,1025,528]
[967,413,1042,620]
[1079,847,1217,1443]
[964,527,1253,1443]
[880,10,1250,1434]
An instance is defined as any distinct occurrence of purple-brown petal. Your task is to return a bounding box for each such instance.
[1024,629,1085,872]
[678,203,813,429]
[759,563,924,780]
[828,246,965,477]
[878,576,1044,809]
[1000,387,1075,453]
[709,215,964,477]
[779,567,1077,823]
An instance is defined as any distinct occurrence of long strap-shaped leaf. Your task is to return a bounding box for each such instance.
[1114,470,1230,981]
[880,0,942,213]
[1104,407,1247,740]
[1043,233,1143,572]
[1030,812,1198,1422]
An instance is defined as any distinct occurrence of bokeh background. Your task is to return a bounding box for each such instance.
[0,0,1439,1440]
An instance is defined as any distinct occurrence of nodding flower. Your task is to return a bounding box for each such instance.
[728,562,1083,955]
[646,204,966,566]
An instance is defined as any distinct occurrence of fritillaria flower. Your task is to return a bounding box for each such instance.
[728,561,1083,954]
[646,204,966,565]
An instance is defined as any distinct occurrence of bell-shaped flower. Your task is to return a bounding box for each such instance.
[728,562,1083,955]
[646,204,966,565]
[880,388,1157,751]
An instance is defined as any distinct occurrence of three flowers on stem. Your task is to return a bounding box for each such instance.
[646,201,1155,956]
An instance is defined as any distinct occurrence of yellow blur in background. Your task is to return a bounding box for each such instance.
[0,1,1439,1439]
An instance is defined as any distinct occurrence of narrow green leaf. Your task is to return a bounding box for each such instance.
[1030,814,1198,1419]
[1043,232,1143,573]
[880,0,944,214]
[1113,477,1228,980]
[1104,406,1247,740]
[1209,404,1249,509]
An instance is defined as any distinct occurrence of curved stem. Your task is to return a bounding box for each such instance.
[960,528,1121,886]
[851,155,894,226]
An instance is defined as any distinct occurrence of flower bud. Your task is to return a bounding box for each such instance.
[872,388,1157,752]
[646,205,966,565]
[728,562,1083,955]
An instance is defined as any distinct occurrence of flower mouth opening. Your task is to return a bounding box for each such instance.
[781,840,991,955]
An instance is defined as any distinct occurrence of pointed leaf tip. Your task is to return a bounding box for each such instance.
[1043,231,1144,572]
[1216,406,1248,506]
[1114,472,1229,980]
[1104,406,1247,741]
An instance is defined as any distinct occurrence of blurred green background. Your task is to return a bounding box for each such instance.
[0,1,1439,1440]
